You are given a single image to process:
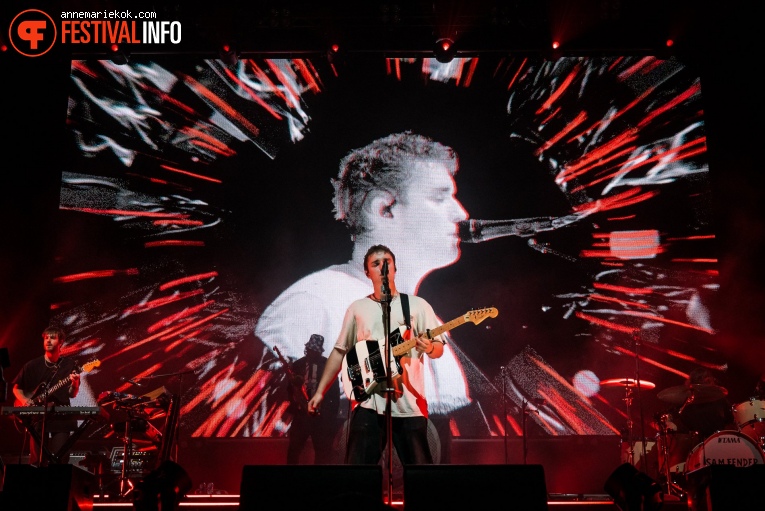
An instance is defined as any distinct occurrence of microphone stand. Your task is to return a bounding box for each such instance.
[37,367,58,466]
[501,366,508,464]
[380,263,394,505]
[522,399,530,465]
[38,382,50,466]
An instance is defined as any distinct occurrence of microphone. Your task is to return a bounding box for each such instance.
[120,376,143,387]
[458,210,593,243]
[381,260,389,276]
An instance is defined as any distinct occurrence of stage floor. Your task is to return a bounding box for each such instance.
[82,493,692,510]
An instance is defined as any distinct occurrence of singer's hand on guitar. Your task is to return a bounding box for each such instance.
[415,336,443,358]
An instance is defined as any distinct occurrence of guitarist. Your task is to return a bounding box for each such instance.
[11,326,81,466]
[285,334,340,464]
[307,245,444,465]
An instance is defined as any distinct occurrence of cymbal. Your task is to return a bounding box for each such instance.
[600,378,656,389]
[657,384,728,404]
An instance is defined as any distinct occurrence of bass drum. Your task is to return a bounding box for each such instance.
[685,430,765,474]
[657,430,701,474]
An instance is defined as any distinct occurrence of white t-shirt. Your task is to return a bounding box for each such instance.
[335,294,441,418]
[255,264,470,414]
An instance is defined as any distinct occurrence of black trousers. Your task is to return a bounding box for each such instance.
[287,411,338,464]
[344,407,433,465]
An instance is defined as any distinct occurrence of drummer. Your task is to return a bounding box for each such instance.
[677,368,736,438]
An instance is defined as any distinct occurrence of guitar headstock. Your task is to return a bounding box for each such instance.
[464,307,499,325]
[81,359,101,373]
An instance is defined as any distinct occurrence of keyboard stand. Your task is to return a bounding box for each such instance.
[11,408,104,465]
[16,416,57,465]
[52,417,99,463]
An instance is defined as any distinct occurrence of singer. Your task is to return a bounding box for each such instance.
[11,326,81,465]
[254,131,476,431]
[306,245,444,465]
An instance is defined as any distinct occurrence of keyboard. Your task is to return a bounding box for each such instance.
[1,405,107,420]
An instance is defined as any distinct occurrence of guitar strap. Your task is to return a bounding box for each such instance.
[401,293,411,332]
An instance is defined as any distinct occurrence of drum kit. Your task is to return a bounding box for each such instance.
[603,377,765,498]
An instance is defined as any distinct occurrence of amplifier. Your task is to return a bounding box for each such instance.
[68,451,88,469]
[109,446,157,474]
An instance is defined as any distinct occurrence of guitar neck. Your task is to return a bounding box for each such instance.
[391,316,467,357]
[33,376,72,405]
[427,315,468,339]
[273,347,309,402]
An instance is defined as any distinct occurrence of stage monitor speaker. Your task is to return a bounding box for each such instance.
[239,464,384,510]
[686,464,765,511]
[0,464,95,511]
[403,464,549,511]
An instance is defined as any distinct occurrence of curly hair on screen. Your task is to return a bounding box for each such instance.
[331,131,459,235]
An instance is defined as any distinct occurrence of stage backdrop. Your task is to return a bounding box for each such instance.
[35,54,726,440]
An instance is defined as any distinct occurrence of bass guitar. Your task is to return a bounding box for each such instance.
[15,358,101,407]
[341,307,498,402]
[273,346,310,411]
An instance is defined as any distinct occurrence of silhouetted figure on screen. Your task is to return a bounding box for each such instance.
[286,334,340,464]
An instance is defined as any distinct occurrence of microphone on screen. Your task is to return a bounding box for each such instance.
[120,376,143,387]
[458,210,594,243]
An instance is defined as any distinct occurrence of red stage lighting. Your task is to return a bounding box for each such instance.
[434,38,456,63]
[219,42,239,66]
[108,43,129,65]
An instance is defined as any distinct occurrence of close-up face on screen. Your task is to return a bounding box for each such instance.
[42,53,721,444]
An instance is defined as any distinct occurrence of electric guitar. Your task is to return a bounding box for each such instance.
[341,307,498,402]
[273,346,310,410]
[15,358,101,407]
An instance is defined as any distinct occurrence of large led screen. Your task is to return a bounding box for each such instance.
[52,54,718,444]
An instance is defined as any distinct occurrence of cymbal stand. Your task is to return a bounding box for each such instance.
[631,331,648,465]
[622,385,636,465]
[118,407,138,498]
[657,414,685,498]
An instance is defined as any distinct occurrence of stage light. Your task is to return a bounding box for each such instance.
[433,38,456,63]
[133,460,192,511]
[219,42,239,66]
[552,41,560,50]
[108,43,129,65]
[327,43,344,65]
[604,462,664,511]
[666,39,674,48]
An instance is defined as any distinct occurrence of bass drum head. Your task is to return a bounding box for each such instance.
[685,430,765,474]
